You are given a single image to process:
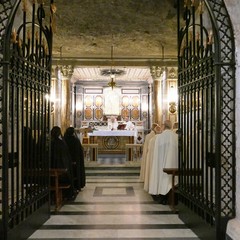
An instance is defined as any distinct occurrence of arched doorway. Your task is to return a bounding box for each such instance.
[0,0,237,239]
[177,1,235,239]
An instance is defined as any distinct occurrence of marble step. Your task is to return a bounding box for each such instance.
[85,165,140,176]
[86,169,140,176]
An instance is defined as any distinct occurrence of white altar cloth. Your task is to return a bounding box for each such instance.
[89,130,136,137]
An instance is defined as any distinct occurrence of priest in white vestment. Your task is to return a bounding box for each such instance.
[108,116,118,130]
[139,123,159,181]
[143,125,163,192]
[148,120,178,198]
[124,117,135,130]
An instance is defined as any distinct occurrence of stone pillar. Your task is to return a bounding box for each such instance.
[52,66,62,128]
[60,65,74,134]
[52,65,73,134]
[147,83,153,130]
[150,66,163,125]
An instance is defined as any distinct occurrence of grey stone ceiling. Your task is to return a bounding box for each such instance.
[51,0,178,83]
[52,0,178,59]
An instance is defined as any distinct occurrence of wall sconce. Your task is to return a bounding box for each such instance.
[169,101,177,114]
[45,93,56,113]
[76,101,82,117]
[142,102,148,118]
[168,83,177,114]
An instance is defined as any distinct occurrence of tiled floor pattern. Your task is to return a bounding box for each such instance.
[28,161,200,240]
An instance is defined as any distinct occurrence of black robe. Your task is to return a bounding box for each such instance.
[64,135,86,190]
[51,137,75,199]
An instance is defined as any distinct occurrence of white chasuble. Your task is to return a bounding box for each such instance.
[139,131,155,181]
[148,130,178,195]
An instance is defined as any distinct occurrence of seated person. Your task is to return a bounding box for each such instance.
[50,126,75,200]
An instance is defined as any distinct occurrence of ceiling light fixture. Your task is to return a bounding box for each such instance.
[100,45,125,89]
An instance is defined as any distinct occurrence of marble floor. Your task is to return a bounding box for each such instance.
[28,160,200,240]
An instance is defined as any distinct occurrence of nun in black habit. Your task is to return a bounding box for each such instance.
[50,126,75,200]
[64,127,86,191]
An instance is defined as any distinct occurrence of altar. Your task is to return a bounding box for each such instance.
[88,130,136,154]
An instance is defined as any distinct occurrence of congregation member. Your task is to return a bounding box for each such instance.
[139,123,159,181]
[143,124,163,192]
[64,127,86,191]
[148,120,178,205]
[50,126,75,200]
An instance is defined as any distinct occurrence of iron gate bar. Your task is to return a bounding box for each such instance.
[0,0,53,239]
[177,0,235,239]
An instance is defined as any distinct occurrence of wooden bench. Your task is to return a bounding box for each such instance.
[125,144,143,161]
[163,168,179,212]
[163,168,202,212]
[50,168,71,211]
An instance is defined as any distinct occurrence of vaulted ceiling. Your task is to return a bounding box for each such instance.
[51,0,178,84]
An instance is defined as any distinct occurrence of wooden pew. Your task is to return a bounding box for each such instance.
[50,168,71,211]
[163,168,202,212]
[163,168,179,212]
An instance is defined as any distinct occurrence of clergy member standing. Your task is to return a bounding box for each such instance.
[148,120,178,203]
[124,116,135,130]
[108,116,118,130]
[143,125,163,192]
[139,123,159,181]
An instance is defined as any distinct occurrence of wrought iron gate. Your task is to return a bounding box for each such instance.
[0,1,54,239]
[177,0,235,239]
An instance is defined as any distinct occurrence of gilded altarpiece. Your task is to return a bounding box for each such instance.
[82,88,141,122]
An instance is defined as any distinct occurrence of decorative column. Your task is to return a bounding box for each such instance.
[150,66,163,125]
[147,83,153,130]
[52,66,62,127]
[60,65,74,134]
[51,65,74,133]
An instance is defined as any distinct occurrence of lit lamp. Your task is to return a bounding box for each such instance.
[101,45,125,90]
[168,84,177,114]
[142,102,148,118]
[45,92,56,113]
[108,74,117,90]
[75,101,82,117]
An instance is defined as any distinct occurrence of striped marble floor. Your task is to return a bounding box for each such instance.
[28,162,200,240]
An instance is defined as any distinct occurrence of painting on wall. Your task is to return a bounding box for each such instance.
[122,96,129,107]
[84,107,93,120]
[95,95,103,107]
[95,108,103,120]
[121,108,129,119]
[132,96,140,107]
[131,108,140,120]
[85,95,93,107]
